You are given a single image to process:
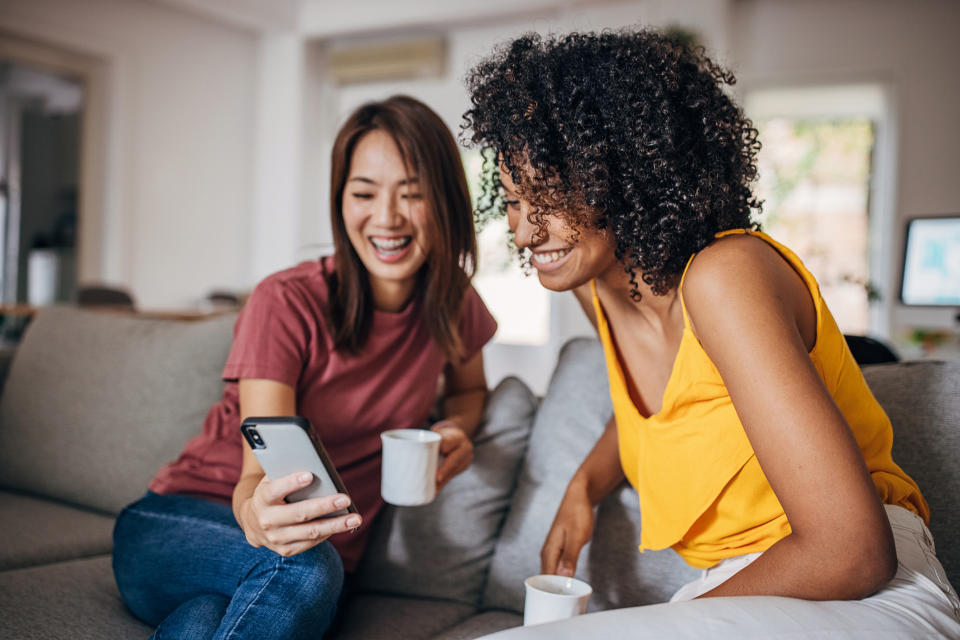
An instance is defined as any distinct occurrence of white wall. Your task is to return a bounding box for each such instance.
[0,0,258,308]
[249,34,305,284]
[731,0,960,341]
[2,0,957,369]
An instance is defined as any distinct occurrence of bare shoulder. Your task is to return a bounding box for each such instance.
[683,234,803,300]
[685,233,785,284]
[681,233,813,341]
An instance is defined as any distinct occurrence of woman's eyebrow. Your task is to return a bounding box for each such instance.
[347,176,419,186]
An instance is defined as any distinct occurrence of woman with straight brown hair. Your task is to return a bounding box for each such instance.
[112,95,497,640]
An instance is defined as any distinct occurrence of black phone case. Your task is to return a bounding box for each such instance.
[241,416,359,517]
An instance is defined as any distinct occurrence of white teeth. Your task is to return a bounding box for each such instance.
[532,248,571,265]
[370,236,412,253]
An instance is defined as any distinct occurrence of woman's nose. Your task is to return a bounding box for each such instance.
[509,202,538,250]
[374,194,403,227]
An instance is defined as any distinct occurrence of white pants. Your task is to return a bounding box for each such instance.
[480,506,960,639]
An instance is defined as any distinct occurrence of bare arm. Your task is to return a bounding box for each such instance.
[541,416,624,576]
[232,379,296,524]
[233,378,361,556]
[432,350,488,489]
[683,236,896,600]
[541,280,624,576]
[439,350,488,439]
[567,416,625,505]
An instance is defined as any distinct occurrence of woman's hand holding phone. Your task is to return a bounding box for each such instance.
[239,471,362,557]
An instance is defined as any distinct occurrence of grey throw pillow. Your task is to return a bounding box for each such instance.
[354,376,538,606]
[0,306,237,514]
[481,337,698,614]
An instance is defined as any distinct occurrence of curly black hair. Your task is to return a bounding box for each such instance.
[462,29,762,297]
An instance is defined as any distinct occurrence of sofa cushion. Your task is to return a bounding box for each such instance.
[863,360,960,588]
[0,554,152,639]
[429,610,523,639]
[354,376,538,606]
[481,338,699,614]
[0,490,115,570]
[329,594,475,640]
[0,306,237,514]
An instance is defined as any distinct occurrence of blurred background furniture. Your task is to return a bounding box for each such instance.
[844,334,900,365]
[203,289,243,312]
[76,285,135,309]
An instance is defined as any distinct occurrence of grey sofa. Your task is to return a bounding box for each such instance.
[0,306,957,639]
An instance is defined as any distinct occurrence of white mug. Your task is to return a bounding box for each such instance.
[380,429,441,506]
[523,574,592,626]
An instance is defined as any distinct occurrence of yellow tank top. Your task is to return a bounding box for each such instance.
[593,229,928,569]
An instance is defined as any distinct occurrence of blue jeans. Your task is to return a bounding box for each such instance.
[113,491,344,640]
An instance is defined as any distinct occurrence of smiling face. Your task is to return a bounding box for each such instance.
[499,163,618,292]
[342,129,431,309]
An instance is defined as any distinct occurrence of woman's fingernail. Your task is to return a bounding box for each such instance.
[346,516,361,528]
[334,496,349,508]
[298,473,313,484]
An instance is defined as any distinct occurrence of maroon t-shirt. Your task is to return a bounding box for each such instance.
[149,256,497,571]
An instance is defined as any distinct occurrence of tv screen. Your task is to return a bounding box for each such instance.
[900,216,960,306]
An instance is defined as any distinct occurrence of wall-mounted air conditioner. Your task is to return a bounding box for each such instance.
[327,36,446,85]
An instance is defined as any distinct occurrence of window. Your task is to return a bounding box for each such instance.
[463,150,551,345]
[746,84,892,335]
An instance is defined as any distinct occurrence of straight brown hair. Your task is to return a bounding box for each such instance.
[327,95,477,360]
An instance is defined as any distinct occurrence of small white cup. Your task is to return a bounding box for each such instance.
[380,429,441,506]
[523,574,592,627]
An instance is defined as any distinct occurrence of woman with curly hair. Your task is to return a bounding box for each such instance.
[464,30,960,638]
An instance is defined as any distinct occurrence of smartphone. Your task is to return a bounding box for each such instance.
[240,416,358,518]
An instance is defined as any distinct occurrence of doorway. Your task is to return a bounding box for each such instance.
[0,60,82,306]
